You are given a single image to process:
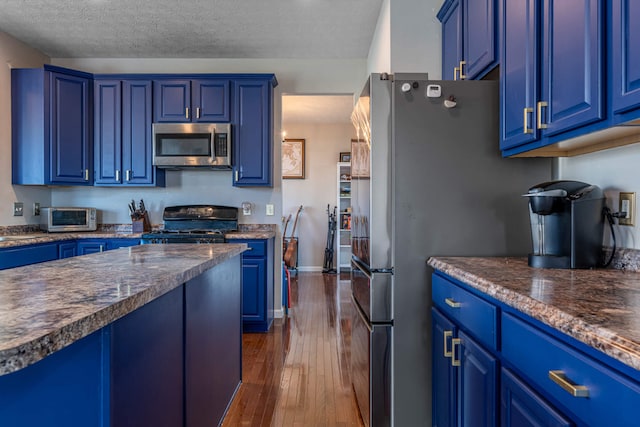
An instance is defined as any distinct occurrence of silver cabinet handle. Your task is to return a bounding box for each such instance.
[185,107,190,119]
[115,170,120,182]
[84,169,89,181]
[196,107,201,119]
[126,170,131,181]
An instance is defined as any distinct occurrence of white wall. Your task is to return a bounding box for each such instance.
[281,123,355,270]
[367,0,443,78]
[559,144,640,249]
[0,31,51,225]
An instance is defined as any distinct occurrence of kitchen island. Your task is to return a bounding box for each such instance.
[0,243,247,427]
[428,257,640,426]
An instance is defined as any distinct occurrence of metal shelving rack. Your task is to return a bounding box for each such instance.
[337,162,351,273]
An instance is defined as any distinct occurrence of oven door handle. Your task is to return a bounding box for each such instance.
[352,294,373,333]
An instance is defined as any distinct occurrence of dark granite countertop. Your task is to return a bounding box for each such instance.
[0,243,247,376]
[427,257,640,372]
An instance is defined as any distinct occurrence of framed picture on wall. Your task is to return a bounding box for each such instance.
[282,138,305,179]
[339,152,351,162]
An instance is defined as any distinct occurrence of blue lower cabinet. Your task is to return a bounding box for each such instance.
[0,243,58,270]
[432,305,497,427]
[58,241,77,259]
[185,259,241,426]
[77,238,140,255]
[107,238,140,249]
[234,238,274,332]
[110,285,184,427]
[458,330,497,426]
[0,330,106,427]
[77,240,108,255]
[501,368,572,427]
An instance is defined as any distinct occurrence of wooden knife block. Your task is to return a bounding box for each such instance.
[132,212,152,233]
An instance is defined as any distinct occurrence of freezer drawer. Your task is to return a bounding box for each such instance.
[351,258,392,323]
[351,296,391,427]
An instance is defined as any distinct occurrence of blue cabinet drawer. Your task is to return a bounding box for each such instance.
[242,240,266,257]
[502,312,640,426]
[432,273,497,351]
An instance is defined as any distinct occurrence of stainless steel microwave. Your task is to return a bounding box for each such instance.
[152,123,232,169]
[40,207,97,232]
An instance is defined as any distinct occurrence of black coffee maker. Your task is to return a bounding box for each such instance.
[524,180,605,269]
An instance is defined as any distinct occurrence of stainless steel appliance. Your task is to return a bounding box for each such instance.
[524,180,605,269]
[140,205,238,244]
[152,123,231,169]
[349,73,552,426]
[40,207,97,232]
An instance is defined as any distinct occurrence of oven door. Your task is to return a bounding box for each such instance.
[351,295,391,427]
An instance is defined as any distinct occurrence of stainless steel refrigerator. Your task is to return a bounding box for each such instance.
[349,73,552,426]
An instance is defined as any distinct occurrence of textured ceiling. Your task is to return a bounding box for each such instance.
[0,0,383,59]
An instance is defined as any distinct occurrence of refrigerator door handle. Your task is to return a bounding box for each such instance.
[352,257,372,279]
[352,294,373,333]
[352,256,394,278]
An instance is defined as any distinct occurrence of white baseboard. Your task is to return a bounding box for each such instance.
[274,307,285,318]
[295,266,323,272]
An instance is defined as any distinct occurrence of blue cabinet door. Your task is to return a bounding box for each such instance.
[192,79,230,122]
[122,80,163,185]
[501,368,572,427]
[432,308,457,427]
[0,243,59,270]
[612,0,640,114]
[58,242,78,259]
[94,80,122,185]
[50,71,92,184]
[500,0,539,150]
[458,330,497,427]
[241,257,265,323]
[77,240,107,255]
[463,0,496,80]
[107,239,140,250]
[153,80,191,122]
[540,0,603,136]
[439,0,463,80]
[233,80,273,187]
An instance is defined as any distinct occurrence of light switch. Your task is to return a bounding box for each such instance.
[266,204,275,216]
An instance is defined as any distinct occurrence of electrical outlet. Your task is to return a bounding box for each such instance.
[33,202,40,216]
[13,202,24,216]
[266,204,275,216]
[619,192,635,226]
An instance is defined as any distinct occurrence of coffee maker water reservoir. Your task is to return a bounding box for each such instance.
[524,180,605,269]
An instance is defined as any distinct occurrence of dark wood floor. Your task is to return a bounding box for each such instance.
[223,272,365,426]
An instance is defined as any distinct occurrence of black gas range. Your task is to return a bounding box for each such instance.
[141,205,238,244]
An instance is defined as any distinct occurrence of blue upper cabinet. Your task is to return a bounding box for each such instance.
[439,0,463,81]
[122,80,164,186]
[192,80,230,122]
[12,66,92,185]
[233,79,274,187]
[611,0,640,115]
[541,0,603,136]
[94,78,164,186]
[499,0,604,155]
[438,0,496,81]
[463,0,497,80]
[500,0,539,150]
[153,79,229,123]
[94,80,122,185]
